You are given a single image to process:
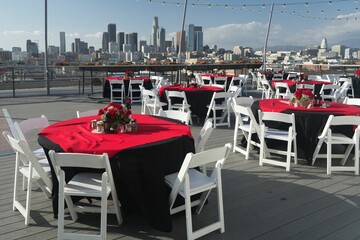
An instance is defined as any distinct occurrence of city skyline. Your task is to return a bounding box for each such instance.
[1,0,360,52]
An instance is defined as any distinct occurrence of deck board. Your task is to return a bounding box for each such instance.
[1,93,360,240]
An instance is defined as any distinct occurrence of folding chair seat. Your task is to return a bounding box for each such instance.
[232,100,261,160]
[213,77,227,89]
[2,131,52,225]
[109,80,125,103]
[48,151,122,240]
[166,90,193,124]
[165,143,232,240]
[205,92,233,128]
[76,110,99,118]
[158,109,191,125]
[258,111,298,171]
[311,115,360,175]
[128,79,143,103]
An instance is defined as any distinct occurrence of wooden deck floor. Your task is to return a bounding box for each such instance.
[1,93,360,240]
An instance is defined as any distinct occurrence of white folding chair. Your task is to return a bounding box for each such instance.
[311,115,360,175]
[14,115,49,160]
[338,77,354,98]
[165,90,193,124]
[48,150,123,240]
[128,79,143,103]
[213,77,227,89]
[232,101,261,160]
[76,110,99,118]
[142,89,167,115]
[2,131,52,225]
[1,108,20,140]
[201,76,213,85]
[194,119,213,153]
[260,80,274,99]
[258,111,297,171]
[274,82,293,99]
[109,80,125,103]
[158,109,191,125]
[272,73,284,80]
[296,83,315,94]
[319,84,340,102]
[336,81,351,102]
[165,143,232,240]
[205,92,233,128]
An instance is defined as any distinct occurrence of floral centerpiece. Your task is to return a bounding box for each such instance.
[291,88,314,107]
[124,70,133,78]
[98,102,132,133]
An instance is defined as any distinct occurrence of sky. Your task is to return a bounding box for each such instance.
[1,0,360,52]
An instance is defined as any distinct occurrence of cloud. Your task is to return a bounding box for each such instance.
[337,11,360,19]
[203,22,270,49]
[3,30,43,36]
[83,32,103,38]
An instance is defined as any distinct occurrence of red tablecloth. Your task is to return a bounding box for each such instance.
[259,99,360,116]
[158,84,223,97]
[201,73,235,78]
[38,114,193,158]
[271,79,331,88]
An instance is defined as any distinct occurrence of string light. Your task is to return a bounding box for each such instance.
[329,1,332,5]
[283,4,286,7]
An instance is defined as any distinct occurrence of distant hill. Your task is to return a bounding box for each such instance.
[255,45,305,51]
[337,39,360,49]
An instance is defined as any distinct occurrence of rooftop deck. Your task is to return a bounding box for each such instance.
[1,91,360,240]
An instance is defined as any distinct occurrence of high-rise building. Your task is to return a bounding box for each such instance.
[187,24,195,52]
[320,38,327,50]
[102,32,109,52]
[331,44,346,59]
[158,27,166,53]
[125,32,138,52]
[74,38,80,53]
[60,32,66,53]
[139,40,147,52]
[26,39,38,57]
[108,23,116,43]
[176,31,186,53]
[117,32,125,52]
[194,26,203,52]
[151,17,159,51]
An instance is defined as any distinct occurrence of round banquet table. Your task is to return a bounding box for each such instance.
[103,76,153,98]
[271,79,331,94]
[251,99,360,163]
[158,84,224,119]
[38,114,195,232]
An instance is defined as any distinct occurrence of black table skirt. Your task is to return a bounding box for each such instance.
[103,79,153,99]
[251,100,354,163]
[38,133,195,232]
[352,77,360,98]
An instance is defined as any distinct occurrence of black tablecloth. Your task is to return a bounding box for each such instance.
[38,126,194,232]
[103,79,153,98]
[251,100,355,163]
[351,77,360,98]
[160,90,220,119]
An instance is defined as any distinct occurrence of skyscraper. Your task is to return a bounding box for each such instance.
[117,32,125,52]
[102,32,109,52]
[59,32,66,53]
[194,26,203,52]
[176,31,186,53]
[151,17,159,52]
[187,24,195,52]
[158,27,166,53]
[108,23,116,43]
[125,32,138,52]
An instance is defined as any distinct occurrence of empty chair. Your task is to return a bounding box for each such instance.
[239,74,249,95]
[194,73,204,85]
[296,83,315,93]
[232,96,254,108]
[2,131,52,225]
[201,75,213,85]
[14,115,49,160]
[286,72,298,80]
[128,79,143,103]
[311,115,360,175]
[228,85,242,99]
[274,82,293,99]
[232,101,261,160]
[194,119,213,153]
[158,109,191,125]
[109,80,125,103]
[166,90,193,124]
[213,77,227,89]
[205,91,234,128]
[250,71,261,90]
[48,150,123,240]
[76,109,99,118]
[272,73,284,80]
[336,81,351,102]
[165,143,232,240]
[228,76,242,89]
[319,84,340,102]
[1,108,20,140]
[141,89,167,115]
[338,77,354,98]
[260,80,274,99]
[258,111,297,171]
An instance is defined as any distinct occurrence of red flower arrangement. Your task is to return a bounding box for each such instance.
[98,102,132,125]
[124,70,133,78]
[291,88,314,106]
